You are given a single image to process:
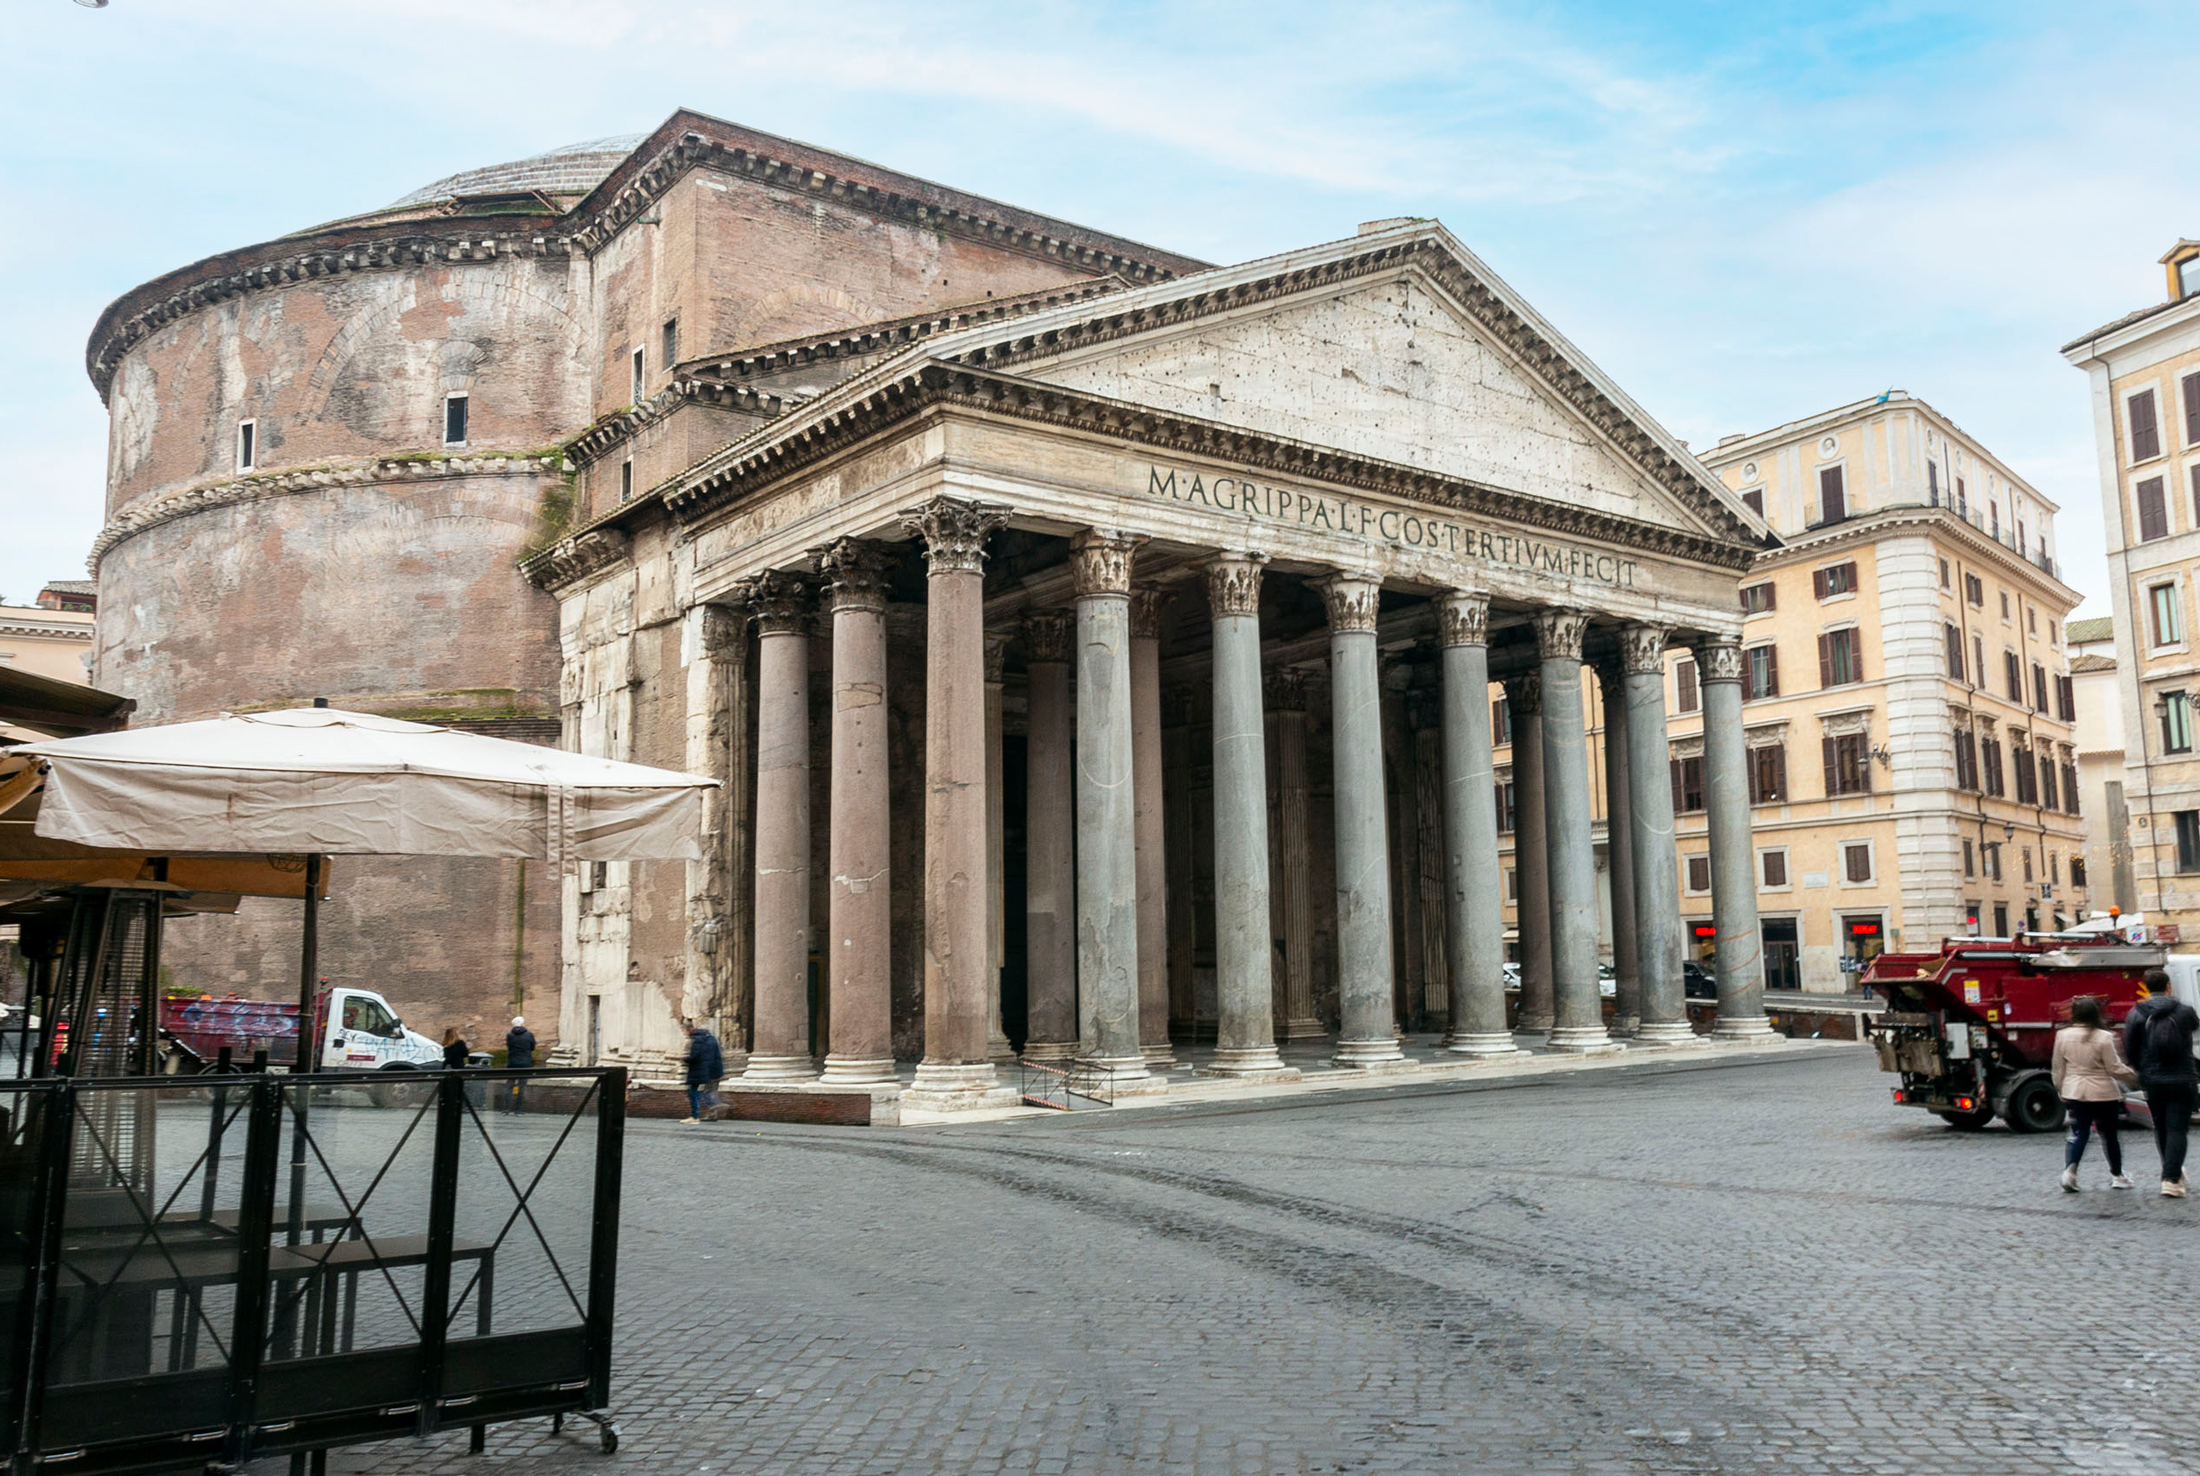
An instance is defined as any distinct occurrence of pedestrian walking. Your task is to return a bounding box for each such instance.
[2052,995,2136,1192]
[2122,970,2199,1197]
[503,1016,536,1114]
[682,1020,724,1124]
[441,1027,470,1072]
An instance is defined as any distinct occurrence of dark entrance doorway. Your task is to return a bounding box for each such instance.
[1761,918,1800,991]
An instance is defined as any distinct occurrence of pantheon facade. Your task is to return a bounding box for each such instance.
[529,217,1777,1103]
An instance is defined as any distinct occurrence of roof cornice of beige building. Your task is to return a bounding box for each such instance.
[1702,391,2059,516]
[0,607,95,641]
[1745,503,2081,607]
[2062,289,2200,365]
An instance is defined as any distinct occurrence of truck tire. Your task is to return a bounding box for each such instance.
[1935,1108,1993,1131]
[2000,1072,2063,1134]
[369,1064,426,1111]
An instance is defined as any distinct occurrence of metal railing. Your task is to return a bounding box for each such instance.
[0,1066,626,1472]
[1016,1058,1118,1111]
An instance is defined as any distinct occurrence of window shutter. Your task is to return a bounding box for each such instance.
[1817,633,1833,688]
[2139,476,2168,541]
[1821,736,1838,796]
[2132,388,2163,461]
[1856,736,1873,793]
[1763,850,1786,887]
[1839,560,1858,591]
[1844,629,1864,684]
[1819,465,1846,521]
[1670,759,1684,815]
[1765,646,1779,697]
[2183,371,2200,446]
[1812,568,1828,600]
[1771,745,1787,801]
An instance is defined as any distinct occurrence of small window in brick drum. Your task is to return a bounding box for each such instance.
[631,347,646,405]
[237,419,256,472]
[443,393,468,446]
[1686,855,1712,894]
[663,318,680,368]
[620,460,634,502]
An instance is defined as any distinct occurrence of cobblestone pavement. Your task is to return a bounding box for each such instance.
[296,1047,2200,1475]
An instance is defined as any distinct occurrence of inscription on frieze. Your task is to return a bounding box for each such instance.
[1138,464,1641,590]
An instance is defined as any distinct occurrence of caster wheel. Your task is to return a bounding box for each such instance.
[600,1424,620,1454]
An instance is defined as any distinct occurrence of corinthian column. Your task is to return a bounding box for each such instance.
[1071,529,1160,1093]
[901,498,1018,1110]
[1598,663,1641,1037]
[740,570,816,1081]
[1130,584,1174,1071]
[1437,593,1516,1055]
[1507,672,1552,1036]
[1266,668,1324,1039]
[1623,624,1694,1045]
[1202,554,1296,1078]
[985,634,1016,1063]
[1698,636,1776,1042]
[1315,571,1410,1069]
[1022,610,1077,1061]
[1538,608,1615,1054]
[815,539,896,1084]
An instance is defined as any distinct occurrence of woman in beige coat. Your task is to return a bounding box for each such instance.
[2053,995,2139,1191]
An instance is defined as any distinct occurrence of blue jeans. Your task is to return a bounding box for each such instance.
[2064,1099,2122,1174]
[687,1086,706,1119]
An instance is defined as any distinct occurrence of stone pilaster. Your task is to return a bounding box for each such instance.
[1623,624,1694,1045]
[1507,671,1552,1036]
[1537,609,1616,1054]
[1314,572,1410,1069]
[1022,610,1077,1061]
[1437,593,1518,1056]
[1698,636,1776,1042]
[740,569,816,1082]
[1130,583,1175,1071]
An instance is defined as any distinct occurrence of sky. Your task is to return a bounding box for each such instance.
[5,0,2197,620]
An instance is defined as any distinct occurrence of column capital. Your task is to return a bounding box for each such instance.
[1692,637,1744,684]
[699,602,746,656]
[1504,671,1542,716]
[737,569,813,636]
[1593,659,1628,699]
[813,536,896,613]
[1618,622,1671,675]
[1534,607,1591,661]
[1203,552,1268,619]
[904,497,1010,574]
[1023,608,1073,663]
[1069,527,1147,597]
[1435,591,1489,647]
[1313,571,1382,633]
[984,633,1009,684]
[1264,665,1309,712]
[1130,582,1172,637]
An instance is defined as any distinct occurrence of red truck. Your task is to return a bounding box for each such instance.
[1863,934,2200,1132]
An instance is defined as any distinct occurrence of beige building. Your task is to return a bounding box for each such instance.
[1680,393,2088,989]
[1,582,99,743]
[2065,617,2133,914]
[2064,242,2200,944]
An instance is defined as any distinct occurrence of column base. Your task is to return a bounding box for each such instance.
[1518,1014,1555,1034]
[740,1055,817,1082]
[1277,1017,1329,1041]
[1142,1043,1179,1071]
[817,1055,897,1085]
[1021,1040,1078,1062]
[1711,1015,1781,1043]
[987,1035,1020,1065]
[1442,1031,1529,1058]
[1331,1038,1415,1070]
[1547,1027,1624,1055]
[1198,1046,1301,1080]
[1633,1021,1706,1047]
[1076,1054,1168,1096]
[900,1062,1019,1113]
[1610,1014,1641,1038]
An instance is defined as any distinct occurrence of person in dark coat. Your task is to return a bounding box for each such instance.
[2123,970,2199,1197]
[682,1021,725,1124]
[502,1016,536,1113]
[440,1027,469,1071]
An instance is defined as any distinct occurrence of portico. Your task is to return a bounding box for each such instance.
[529,221,1774,1100]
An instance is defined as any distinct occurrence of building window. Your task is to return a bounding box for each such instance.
[1929,461,1941,504]
[1965,898,1983,933]
[1675,658,1700,714]
[236,419,256,472]
[2151,583,2183,646]
[2056,673,2076,721]
[2129,387,2163,463]
[1742,488,1764,516]
[1492,696,1511,746]
[2184,370,2200,445]
[1670,756,1706,814]
[1981,736,2005,797]
[1740,581,1775,615]
[2064,762,2081,816]
[2163,691,2192,755]
[1818,464,1846,522]
[1495,781,1515,835]
[1971,634,1985,686]
[2137,476,2169,542]
[1747,743,1786,803]
[443,393,468,446]
[1939,557,1951,589]
[1999,590,2011,620]
[2031,662,2049,713]
[1817,628,1864,687]
[2040,756,2060,811]
[1812,561,1859,599]
[662,318,680,368]
[631,346,646,405]
[2191,465,2200,529]
[2003,649,2023,703]
[2027,607,2038,635]
[1760,848,1789,888]
[1745,645,1778,700]
[1685,855,1712,894]
[2049,851,2060,887]
[1963,838,1976,878]
[1991,503,2000,538]
[2021,847,2034,884]
[1505,868,1517,903]
[1944,622,1965,681]
[620,460,634,502]
[2012,744,2038,805]
[1953,730,1979,791]
[1842,841,1874,884]
[2050,620,2059,646]
[1984,843,2004,882]
[1993,901,2009,936]
[1957,476,1969,517]
[2072,856,2088,887]
[1964,573,1984,607]
[2178,811,2200,873]
[2185,259,2200,300]
[1823,732,1872,796]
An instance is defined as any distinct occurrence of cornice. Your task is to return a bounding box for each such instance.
[526,528,631,597]
[1749,503,2080,605]
[88,453,564,571]
[653,363,1760,571]
[0,618,94,643]
[564,381,792,470]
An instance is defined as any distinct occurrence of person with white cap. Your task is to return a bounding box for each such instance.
[503,1015,537,1113]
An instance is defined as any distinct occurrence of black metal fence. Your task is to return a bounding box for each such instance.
[0,1066,625,1473]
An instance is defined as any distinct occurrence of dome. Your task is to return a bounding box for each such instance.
[382,134,648,209]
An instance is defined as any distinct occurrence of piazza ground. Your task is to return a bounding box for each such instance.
[301,1046,2194,1475]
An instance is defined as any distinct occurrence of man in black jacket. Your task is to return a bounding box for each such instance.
[2123,971,2199,1197]
[502,1016,537,1114]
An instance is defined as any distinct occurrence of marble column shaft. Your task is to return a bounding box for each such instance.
[1699,638,1776,1040]
[1318,573,1409,1068]
[1022,611,1078,1060]
[1130,586,1174,1070]
[1266,672,1324,1039]
[1437,594,1514,1055]
[1071,530,1156,1089]
[743,570,815,1080]
[1203,555,1294,1077]
[817,541,895,1084]
[1599,667,1642,1036]
[1623,625,1693,1044]
[1538,610,1612,1053]
[903,498,1016,1107]
[1508,675,1553,1035]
